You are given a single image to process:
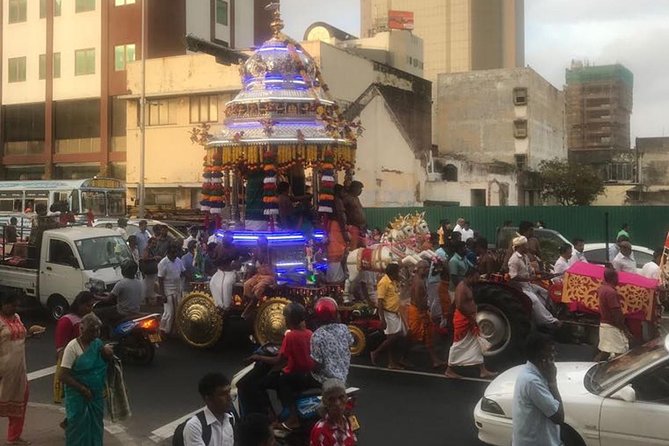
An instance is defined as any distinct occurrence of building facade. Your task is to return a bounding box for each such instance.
[0,0,270,182]
[430,67,565,206]
[360,0,524,83]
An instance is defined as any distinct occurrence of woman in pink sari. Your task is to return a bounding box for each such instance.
[54,292,95,405]
[0,293,44,445]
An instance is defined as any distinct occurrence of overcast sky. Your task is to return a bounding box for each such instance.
[281,0,669,142]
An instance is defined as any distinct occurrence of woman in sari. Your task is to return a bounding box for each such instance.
[59,313,113,446]
[54,291,95,424]
[0,293,44,445]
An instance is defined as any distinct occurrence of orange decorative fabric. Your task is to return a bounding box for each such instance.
[452,309,478,343]
[407,304,433,347]
[562,262,657,321]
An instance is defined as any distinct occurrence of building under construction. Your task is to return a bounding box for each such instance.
[566,62,634,181]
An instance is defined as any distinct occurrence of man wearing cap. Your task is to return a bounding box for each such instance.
[508,236,560,328]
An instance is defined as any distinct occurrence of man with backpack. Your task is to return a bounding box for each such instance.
[174,373,235,446]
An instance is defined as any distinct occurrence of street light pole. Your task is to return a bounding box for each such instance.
[138,0,147,218]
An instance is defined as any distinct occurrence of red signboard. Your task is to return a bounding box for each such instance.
[388,10,414,30]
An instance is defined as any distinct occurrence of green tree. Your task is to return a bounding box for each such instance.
[538,159,605,206]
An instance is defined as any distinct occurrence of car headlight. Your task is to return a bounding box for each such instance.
[85,279,106,294]
[481,397,505,416]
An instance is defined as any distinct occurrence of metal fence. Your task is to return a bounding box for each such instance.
[364,206,669,249]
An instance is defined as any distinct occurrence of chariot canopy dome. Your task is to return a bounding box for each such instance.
[206,5,357,170]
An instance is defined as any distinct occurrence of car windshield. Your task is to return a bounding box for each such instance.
[74,236,132,271]
[585,337,668,394]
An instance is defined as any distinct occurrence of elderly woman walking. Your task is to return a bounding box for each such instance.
[310,379,357,446]
[0,293,44,445]
[59,313,113,446]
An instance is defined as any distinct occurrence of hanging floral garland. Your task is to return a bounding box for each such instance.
[318,148,336,214]
[262,146,279,217]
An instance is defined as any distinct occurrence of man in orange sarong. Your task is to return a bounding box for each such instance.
[445,267,497,379]
[407,261,446,368]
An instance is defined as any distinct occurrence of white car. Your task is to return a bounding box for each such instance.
[582,243,655,274]
[474,336,669,446]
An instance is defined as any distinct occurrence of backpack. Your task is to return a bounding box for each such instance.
[172,410,237,446]
[172,411,211,446]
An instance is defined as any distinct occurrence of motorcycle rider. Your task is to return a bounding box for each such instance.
[244,303,318,431]
[310,297,354,384]
[95,259,143,328]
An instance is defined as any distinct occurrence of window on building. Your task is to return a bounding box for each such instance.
[8,0,27,23]
[39,53,61,80]
[190,95,218,123]
[148,98,179,126]
[111,97,127,152]
[443,164,458,182]
[515,154,527,170]
[216,0,229,26]
[607,163,633,182]
[40,0,62,18]
[114,44,136,71]
[114,0,135,5]
[8,57,27,83]
[471,189,487,207]
[3,103,46,155]
[54,99,100,154]
[513,119,528,139]
[75,0,95,13]
[513,87,528,105]
[75,48,95,75]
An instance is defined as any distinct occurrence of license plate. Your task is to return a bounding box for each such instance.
[349,415,360,431]
[148,333,161,343]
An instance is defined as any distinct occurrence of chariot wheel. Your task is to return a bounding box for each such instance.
[254,297,291,346]
[177,291,224,348]
[348,325,367,357]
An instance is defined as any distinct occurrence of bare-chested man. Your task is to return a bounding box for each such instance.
[342,181,366,249]
[407,261,446,368]
[445,267,496,379]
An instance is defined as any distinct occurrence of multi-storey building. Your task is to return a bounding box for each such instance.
[360,0,524,83]
[428,67,566,206]
[0,0,271,181]
[565,62,635,183]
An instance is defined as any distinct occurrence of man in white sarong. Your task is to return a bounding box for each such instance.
[508,236,561,329]
[445,267,496,379]
[596,268,630,360]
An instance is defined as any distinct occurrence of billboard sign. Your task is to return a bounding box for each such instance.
[388,10,414,30]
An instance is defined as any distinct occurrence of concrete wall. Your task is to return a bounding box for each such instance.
[343,30,424,77]
[638,137,669,186]
[592,184,634,206]
[355,94,426,206]
[125,54,241,208]
[425,158,518,206]
[436,67,565,170]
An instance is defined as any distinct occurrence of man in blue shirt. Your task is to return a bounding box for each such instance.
[512,332,564,446]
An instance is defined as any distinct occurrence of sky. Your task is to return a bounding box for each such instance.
[280,0,669,142]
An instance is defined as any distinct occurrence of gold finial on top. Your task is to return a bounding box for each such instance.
[265,2,284,38]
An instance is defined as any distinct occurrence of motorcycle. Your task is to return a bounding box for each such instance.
[231,344,360,445]
[110,312,162,365]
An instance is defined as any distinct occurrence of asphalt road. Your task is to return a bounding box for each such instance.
[20,309,595,445]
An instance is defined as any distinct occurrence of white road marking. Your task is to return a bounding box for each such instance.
[350,364,493,383]
[148,407,205,443]
[27,365,56,381]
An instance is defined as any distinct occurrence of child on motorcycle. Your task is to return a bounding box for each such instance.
[247,302,319,431]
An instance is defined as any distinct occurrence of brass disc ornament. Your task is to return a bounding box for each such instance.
[348,325,367,357]
[177,292,224,348]
[254,297,291,346]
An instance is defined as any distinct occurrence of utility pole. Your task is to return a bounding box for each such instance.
[138,0,147,218]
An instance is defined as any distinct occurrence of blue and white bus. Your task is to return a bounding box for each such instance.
[0,178,126,218]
